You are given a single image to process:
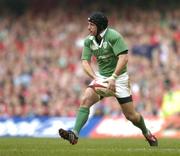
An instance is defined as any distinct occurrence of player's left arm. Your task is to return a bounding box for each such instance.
[106,31,128,91]
[106,53,128,91]
[114,53,128,76]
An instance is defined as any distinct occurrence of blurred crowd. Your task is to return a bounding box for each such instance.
[0,4,179,117]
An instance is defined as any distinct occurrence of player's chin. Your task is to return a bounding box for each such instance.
[89,32,96,36]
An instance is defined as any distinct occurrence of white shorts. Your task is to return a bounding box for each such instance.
[95,72,132,98]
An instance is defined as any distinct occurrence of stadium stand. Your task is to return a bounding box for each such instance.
[0,0,179,118]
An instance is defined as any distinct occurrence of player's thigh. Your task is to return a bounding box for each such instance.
[115,73,131,98]
[120,101,137,117]
[80,87,100,107]
[120,102,140,122]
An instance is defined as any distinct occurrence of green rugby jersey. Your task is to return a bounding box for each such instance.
[81,28,128,77]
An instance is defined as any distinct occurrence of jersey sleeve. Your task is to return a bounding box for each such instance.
[111,33,128,56]
[81,39,92,60]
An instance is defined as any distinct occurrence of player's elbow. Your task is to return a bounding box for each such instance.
[82,59,90,65]
[82,60,90,68]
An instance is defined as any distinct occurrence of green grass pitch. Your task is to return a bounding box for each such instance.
[0,138,179,156]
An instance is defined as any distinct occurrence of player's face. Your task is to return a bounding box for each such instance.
[88,21,97,36]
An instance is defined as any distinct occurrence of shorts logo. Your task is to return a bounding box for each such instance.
[103,42,107,49]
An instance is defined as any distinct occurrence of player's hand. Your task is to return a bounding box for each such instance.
[103,77,116,92]
[88,77,100,87]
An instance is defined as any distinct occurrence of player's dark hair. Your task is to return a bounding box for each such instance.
[88,11,108,35]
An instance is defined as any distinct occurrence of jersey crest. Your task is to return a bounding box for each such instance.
[103,41,108,49]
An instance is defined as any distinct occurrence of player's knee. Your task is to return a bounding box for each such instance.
[80,88,99,107]
[80,95,91,107]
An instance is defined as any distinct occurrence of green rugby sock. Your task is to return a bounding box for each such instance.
[73,107,90,136]
[132,115,148,135]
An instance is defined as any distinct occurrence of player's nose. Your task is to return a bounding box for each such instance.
[88,25,91,31]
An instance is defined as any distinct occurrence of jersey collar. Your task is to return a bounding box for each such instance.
[89,28,107,40]
[89,28,107,48]
[99,28,107,38]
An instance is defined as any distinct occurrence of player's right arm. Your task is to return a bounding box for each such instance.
[82,60,96,79]
[81,38,96,79]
